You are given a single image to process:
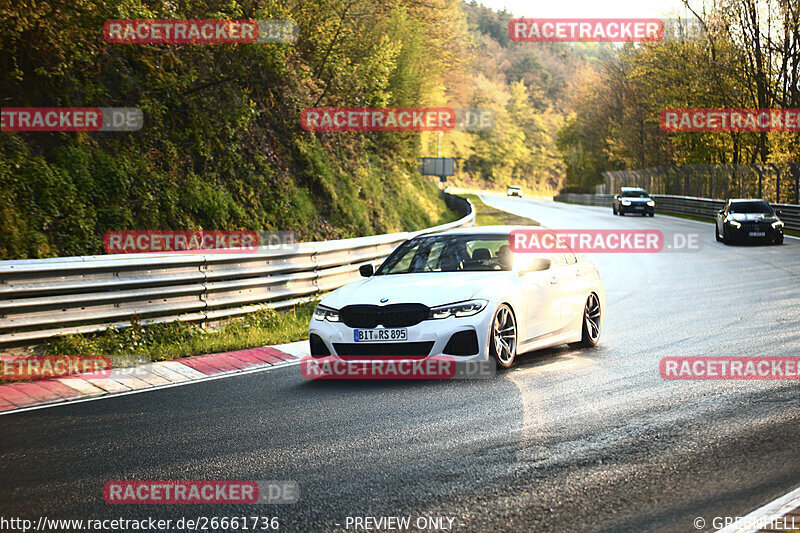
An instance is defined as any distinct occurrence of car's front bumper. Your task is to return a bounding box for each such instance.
[308,309,495,363]
[725,223,783,242]
[618,204,654,215]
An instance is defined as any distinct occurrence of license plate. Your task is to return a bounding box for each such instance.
[634,206,643,210]
[749,231,765,237]
[354,328,407,342]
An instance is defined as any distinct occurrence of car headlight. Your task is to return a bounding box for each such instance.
[647,200,655,206]
[428,299,488,319]
[313,304,340,322]
[729,220,742,229]
[621,200,631,206]
[772,220,784,229]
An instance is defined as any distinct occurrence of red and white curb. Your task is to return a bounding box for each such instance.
[716,485,800,533]
[0,341,309,415]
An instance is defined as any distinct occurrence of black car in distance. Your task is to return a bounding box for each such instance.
[612,187,655,216]
[715,199,784,245]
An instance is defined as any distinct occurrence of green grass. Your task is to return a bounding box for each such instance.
[459,194,539,226]
[37,302,316,363]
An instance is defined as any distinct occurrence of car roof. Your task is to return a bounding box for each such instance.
[620,186,647,191]
[508,185,522,189]
[729,198,768,203]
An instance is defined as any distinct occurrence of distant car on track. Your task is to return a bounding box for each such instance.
[507,185,523,198]
[715,199,784,245]
[309,226,605,368]
[613,187,655,216]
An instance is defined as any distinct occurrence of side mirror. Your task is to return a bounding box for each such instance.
[359,264,374,277]
[613,194,619,199]
[520,258,551,274]
[717,209,724,215]
[776,209,783,216]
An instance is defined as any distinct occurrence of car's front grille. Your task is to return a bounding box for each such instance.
[333,342,434,357]
[339,304,430,328]
[740,221,770,231]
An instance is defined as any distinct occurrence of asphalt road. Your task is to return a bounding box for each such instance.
[2,198,799,533]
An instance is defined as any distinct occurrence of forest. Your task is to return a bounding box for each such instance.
[1,0,797,258]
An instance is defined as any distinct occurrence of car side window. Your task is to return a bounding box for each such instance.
[425,242,445,271]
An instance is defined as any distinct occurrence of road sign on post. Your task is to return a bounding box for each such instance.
[420,157,455,181]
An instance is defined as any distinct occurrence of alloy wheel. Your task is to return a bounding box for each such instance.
[491,305,517,367]
[584,293,601,343]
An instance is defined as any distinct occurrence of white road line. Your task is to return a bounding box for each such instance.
[0,358,303,416]
[271,340,311,357]
[716,485,800,533]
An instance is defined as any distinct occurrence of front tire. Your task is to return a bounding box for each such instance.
[774,235,784,245]
[570,293,601,348]
[490,304,517,368]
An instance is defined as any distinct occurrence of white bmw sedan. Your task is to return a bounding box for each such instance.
[308,226,605,368]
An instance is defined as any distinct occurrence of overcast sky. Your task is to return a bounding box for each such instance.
[474,0,696,19]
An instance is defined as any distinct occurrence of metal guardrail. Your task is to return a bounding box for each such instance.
[553,193,614,207]
[0,193,474,348]
[554,193,800,231]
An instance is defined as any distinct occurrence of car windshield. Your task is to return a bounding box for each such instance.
[376,234,513,274]
[621,190,649,198]
[729,201,773,214]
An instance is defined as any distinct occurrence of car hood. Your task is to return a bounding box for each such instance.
[321,272,507,309]
[729,213,778,222]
